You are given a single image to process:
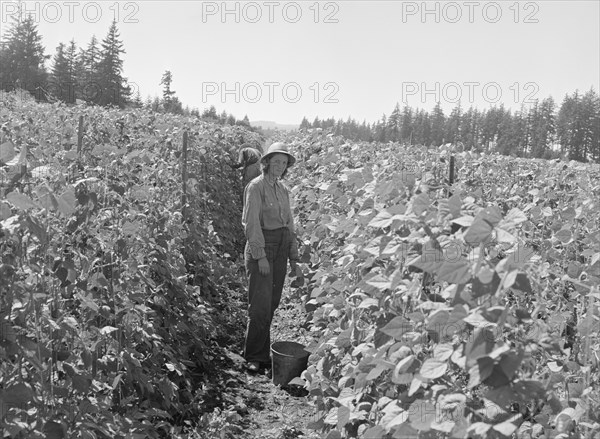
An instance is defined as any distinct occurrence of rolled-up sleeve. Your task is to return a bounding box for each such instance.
[242,182,266,260]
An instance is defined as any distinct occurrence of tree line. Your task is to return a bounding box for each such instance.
[3,14,596,161]
[1,15,130,107]
[0,14,253,128]
[300,90,600,163]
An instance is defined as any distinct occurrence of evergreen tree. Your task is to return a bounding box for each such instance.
[445,104,462,144]
[171,97,184,114]
[400,106,413,143]
[583,89,600,163]
[75,46,87,91]
[151,96,161,112]
[557,93,572,158]
[202,105,218,120]
[65,40,78,102]
[359,120,370,141]
[530,97,556,158]
[423,112,432,146]
[78,36,101,103]
[430,102,445,146]
[386,103,401,141]
[0,15,49,99]
[97,21,130,107]
[341,117,355,139]
[578,89,600,162]
[460,107,481,150]
[236,115,251,127]
[323,117,336,129]
[376,114,387,142]
[160,70,176,112]
[496,108,522,156]
[49,40,78,103]
[334,119,343,136]
[523,101,536,156]
[50,43,71,102]
[480,106,507,152]
[557,92,583,160]
[219,110,228,124]
[131,90,143,108]
[413,110,431,146]
[299,117,311,130]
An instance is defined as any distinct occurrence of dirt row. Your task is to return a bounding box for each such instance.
[201,279,322,439]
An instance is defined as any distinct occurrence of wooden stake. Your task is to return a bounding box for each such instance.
[77,115,83,154]
[182,131,188,218]
[447,154,455,198]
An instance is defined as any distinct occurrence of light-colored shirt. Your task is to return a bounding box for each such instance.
[242,174,299,261]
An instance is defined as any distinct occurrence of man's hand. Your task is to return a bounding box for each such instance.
[258,257,270,276]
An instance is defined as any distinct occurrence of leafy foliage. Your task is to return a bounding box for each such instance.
[2,93,598,438]
[0,92,261,438]
[284,131,600,438]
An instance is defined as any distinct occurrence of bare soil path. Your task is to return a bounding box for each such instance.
[200,277,322,439]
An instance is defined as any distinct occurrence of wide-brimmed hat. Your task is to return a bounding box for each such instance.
[261,142,296,167]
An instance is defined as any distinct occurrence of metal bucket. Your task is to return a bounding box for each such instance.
[270,341,309,386]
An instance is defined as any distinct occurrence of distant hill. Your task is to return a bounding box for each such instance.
[250,120,299,131]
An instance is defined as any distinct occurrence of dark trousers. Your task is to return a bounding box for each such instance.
[244,228,291,363]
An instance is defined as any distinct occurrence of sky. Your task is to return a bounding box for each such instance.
[1,0,599,125]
